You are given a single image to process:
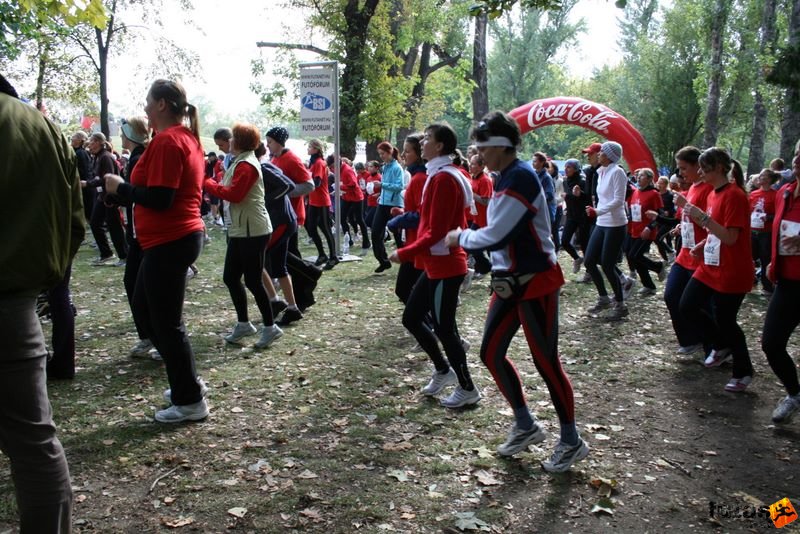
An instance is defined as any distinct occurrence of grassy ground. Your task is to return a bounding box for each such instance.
[1,224,798,533]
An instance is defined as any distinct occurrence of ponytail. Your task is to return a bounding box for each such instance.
[186,103,200,142]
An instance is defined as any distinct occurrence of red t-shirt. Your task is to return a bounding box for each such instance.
[470,172,493,228]
[131,125,205,249]
[676,182,713,271]
[628,187,662,239]
[308,157,331,208]
[693,183,752,293]
[404,169,427,270]
[396,170,467,279]
[366,173,381,207]
[272,149,311,225]
[340,163,364,202]
[772,182,800,280]
[357,170,370,195]
[749,188,776,233]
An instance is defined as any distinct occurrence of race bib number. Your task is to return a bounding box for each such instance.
[704,233,721,266]
[750,211,766,230]
[630,202,642,222]
[681,213,696,248]
[779,220,800,256]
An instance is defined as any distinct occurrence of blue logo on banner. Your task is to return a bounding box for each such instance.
[302,92,331,111]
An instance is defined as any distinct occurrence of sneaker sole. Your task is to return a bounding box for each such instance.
[422,374,458,396]
[254,330,284,349]
[154,411,209,423]
[704,355,733,368]
[541,441,590,473]
[497,427,547,457]
[440,394,482,408]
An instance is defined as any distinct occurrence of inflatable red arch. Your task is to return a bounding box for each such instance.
[508,97,658,174]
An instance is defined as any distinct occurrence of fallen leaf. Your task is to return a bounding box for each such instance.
[474,469,503,486]
[161,516,195,528]
[296,469,319,479]
[594,433,610,441]
[387,469,409,482]
[227,507,247,518]
[590,497,615,515]
[231,407,244,413]
[703,450,718,456]
[454,511,491,531]
[300,507,323,522]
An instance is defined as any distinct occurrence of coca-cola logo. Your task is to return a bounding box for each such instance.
[526,100,619,134]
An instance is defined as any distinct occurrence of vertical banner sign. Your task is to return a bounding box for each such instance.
[300,66,334,136]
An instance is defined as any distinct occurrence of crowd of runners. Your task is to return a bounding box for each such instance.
[3,75,800,532]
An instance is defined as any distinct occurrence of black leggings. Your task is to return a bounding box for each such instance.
[679,278,752,378]
[132,232,203,406]
[306,205,336,259]
[762,278,800,396]
[341,200,370,248]
[561,218,590,261]
[751,231,773,292]
[402,273,474,390]
[481,289,575,425]
[123,238,148,340]
[223,235,274,326]
[372,205,401,264]
[266,223,296,278]
[627,237,663,290]
[90,199,128,259]
[584,225,626,301]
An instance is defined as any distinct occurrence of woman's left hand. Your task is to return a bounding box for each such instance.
[388,251,401,264]
[104,173,123,195]
[444,228,462,248]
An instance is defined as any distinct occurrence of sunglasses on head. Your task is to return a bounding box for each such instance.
[473,120,492,142]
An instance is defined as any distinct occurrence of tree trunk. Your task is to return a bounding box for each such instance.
[35,40,48,111]
[471,12,488,122]
[780,0,800,161]
[95,1,115,138]
[702,0,729,148]
[338,0,380,159]
[747,0,777,175]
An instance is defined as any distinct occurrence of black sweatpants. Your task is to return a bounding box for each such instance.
[132,232,203,406]
[762,278,800,396]
[223,235,274,326]
[306,205,336,259]
[679,278,752,379]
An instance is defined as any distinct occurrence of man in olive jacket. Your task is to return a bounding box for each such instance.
[0,74,84,533]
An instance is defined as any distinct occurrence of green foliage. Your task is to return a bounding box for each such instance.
[487,2,583,112]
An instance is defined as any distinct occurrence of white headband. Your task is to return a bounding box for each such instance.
[475,136,514,148]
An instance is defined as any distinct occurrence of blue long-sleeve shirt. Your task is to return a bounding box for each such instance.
[379,159,404,208]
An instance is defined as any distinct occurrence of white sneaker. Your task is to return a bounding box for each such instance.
[224,322,258,344]
[772,394,800,423]
[129,339,154,358]
[704,348,732,368]
[154,399,209,423]
[496,423,547,457]
[254,324,283,349]
[572,256,584,274]
[637,286,656,297]
[440,386,481,408]
[461,268,475,293]
[541,438,590,473]
[421,368,457,396]
[657,262,668,282]
[622,276,636,301]
[163,378,209,404]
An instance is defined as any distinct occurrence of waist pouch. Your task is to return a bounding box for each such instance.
[490,271,535,299]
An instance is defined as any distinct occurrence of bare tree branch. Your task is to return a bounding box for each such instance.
[255,41,330,57]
